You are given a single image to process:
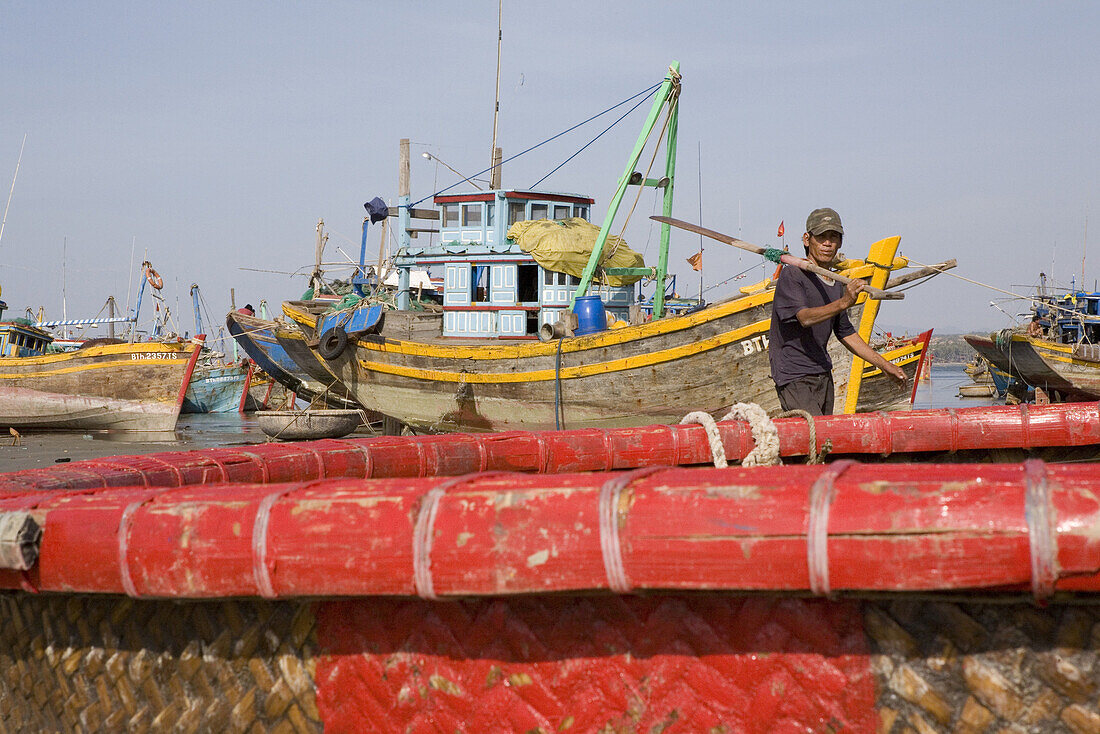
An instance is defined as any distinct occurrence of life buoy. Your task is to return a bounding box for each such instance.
[146,268,164,290]
[318,326,348,360]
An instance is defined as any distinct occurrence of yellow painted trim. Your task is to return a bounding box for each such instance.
[860,347,922,378]
[286,289,777,361]
[0,341,193,368]
[0,357,188,379]
[1012,336,1099,367]
[357,319,771,383]
[842,236,902,413]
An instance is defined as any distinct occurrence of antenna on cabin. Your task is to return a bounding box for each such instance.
[62,236,68,338]
[489,0,503,189]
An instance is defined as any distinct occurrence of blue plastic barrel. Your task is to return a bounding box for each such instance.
[572,295,607,336]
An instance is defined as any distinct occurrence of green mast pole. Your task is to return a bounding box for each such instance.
[653,88,679,319]
[569,62,681,313]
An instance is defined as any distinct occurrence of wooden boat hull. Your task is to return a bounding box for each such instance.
[269,319,363,409]
[288,294,871,431]
[225,311,357,408]
[181,363,249,413]
[852,329,931,412]
[0,339,202,431]
[285,239,910,432]
[965,332,1100,401]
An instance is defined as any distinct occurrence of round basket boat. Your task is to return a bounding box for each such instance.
[256,409,363,441]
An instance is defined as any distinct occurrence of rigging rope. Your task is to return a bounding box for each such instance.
[408,81,663,209]
[529,90,656,189]
[906,258,1090,320]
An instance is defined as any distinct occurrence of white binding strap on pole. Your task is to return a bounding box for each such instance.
[252,486,301,599]
[1024,459,1058,600]
[413,472,509,600]
[598,466,665,594]
[807,460,857,597]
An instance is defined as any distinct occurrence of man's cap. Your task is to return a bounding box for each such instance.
[806,208,844,236]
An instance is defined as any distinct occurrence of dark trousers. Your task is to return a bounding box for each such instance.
[776,373,835,416]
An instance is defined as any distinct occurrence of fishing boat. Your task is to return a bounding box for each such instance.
[965,281,1100,402]
[180,359,251,413]
[280,64,943,433]
[225,309,360,409]
[255,407,364,440]
[0,297,203,431]
[178,284,253,413]
[855,329,932,411]
[957,382,997,398]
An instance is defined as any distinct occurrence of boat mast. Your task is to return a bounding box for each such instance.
[570,62,681,319]
[62,237,68,339]
[489,0,503,189]
[0,133,26,255]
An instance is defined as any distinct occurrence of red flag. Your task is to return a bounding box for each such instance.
[777,220,785,237]
[686,251,702,271]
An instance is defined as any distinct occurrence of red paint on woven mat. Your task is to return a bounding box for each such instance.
[315,596,875,733]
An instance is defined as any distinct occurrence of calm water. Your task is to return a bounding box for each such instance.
[912,363,998,410]
[0,364,992,472]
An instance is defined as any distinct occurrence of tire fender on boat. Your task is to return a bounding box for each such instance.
[318,326,348,360]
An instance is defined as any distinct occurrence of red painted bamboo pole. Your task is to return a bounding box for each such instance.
[3,461,1098,599]
[2,402,1098,495]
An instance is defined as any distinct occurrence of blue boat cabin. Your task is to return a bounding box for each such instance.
[0,300,53,357]
[393,190,636,339]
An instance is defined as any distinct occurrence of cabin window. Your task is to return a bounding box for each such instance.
[553,205,571,220]
[442,205,459,228]
[531,204,548,220]
[462,204,482,227]
[544,269,554,285]
[472,265,490,303]
[508,202,526,224]
[486,203,495,227]
[568,274,580,286]
[517,264,538,303]
[576,205,589,220]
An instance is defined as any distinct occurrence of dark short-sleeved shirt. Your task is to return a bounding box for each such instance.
[768,265,856,387]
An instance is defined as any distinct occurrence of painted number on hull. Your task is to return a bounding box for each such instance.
[741,335,770,356]
[130,353,179,360]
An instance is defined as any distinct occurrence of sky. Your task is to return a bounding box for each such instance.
[0,1,1097,340]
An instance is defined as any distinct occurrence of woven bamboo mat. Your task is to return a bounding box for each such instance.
[870,599,1100,733]
[2,593,1099,732]
[0,594,320,733]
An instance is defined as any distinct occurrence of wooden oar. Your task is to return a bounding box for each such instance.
[651,215,903,300]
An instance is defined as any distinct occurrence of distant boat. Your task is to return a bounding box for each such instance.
[0,300,203,431]
[965,280,1100,402]
[181,361,251,413]
[957,383,996,398]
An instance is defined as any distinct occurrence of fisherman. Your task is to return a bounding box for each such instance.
[1026,313,1043,338]
[237,303,255,317]
[768,207,906,415]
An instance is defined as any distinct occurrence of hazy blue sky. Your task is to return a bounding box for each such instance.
[1,1,1097,339]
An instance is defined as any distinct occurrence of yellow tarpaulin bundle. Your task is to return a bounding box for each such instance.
[506,218,647,287]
